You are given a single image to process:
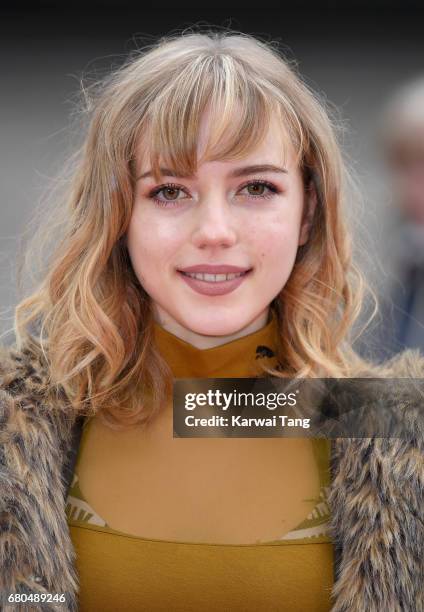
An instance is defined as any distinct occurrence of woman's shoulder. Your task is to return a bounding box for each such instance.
[376,347,424,378]
[0,340,75,446]
[0,340,51,401]
[340,348,424,447]
[352,346,424,378]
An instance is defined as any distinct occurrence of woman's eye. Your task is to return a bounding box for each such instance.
[239,180,279,200]
[159,187,180,200]
[149,183,187,207]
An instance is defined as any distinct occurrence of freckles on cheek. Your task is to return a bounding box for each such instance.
[259,230,299,277]
[271,223,299,250]
[127,213,180,269]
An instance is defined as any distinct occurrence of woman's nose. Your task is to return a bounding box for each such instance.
[191,197,238,249]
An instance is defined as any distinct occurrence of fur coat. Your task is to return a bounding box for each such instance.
[0,341,423,611]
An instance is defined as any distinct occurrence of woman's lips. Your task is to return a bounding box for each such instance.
[177,269,252,296]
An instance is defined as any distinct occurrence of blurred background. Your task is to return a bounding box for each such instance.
[1,0,424,358]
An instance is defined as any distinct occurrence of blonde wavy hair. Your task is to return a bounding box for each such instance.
[14,28,377,428]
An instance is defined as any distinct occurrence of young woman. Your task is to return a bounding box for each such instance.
[0,29,423,612]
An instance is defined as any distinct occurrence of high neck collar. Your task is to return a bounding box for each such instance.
[153,310,279,378]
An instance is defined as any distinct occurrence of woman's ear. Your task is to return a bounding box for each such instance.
[298,182,318,246]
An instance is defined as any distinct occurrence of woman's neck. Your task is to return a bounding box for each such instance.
[152,307,272,349]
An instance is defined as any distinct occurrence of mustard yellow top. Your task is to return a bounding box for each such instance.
[66,309,334,611]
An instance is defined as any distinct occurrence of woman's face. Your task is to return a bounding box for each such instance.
[127,113,316,347]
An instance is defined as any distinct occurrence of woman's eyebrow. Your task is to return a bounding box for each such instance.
[136,164,288,181]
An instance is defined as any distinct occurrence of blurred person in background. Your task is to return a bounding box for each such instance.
[377,78,424,357]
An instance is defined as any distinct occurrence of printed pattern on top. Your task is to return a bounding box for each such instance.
[65,440,332,543]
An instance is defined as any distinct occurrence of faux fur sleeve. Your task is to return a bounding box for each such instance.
[0,344,79,611]
[328,349,424,612]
